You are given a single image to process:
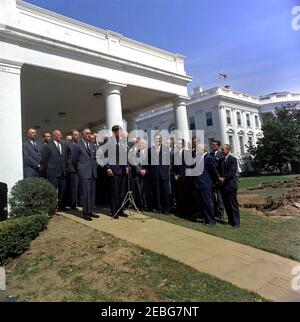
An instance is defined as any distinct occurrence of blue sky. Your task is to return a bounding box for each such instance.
[25,0,300,96]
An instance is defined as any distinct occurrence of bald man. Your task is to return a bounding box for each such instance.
[23,128,43,178]
[41,129,67,210]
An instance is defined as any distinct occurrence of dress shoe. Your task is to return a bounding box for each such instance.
[83,214,92,221]
[120,212,128,218]
[90,213,100,218]
[111,214,119,219]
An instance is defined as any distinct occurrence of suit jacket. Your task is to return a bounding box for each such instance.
[41,141,67,178]
[130,147,147,179]
[209,150,223,179]
[210,150,224,163]
[218,154,238,191]
[173,149,187,179]
[148,145,170,181]
[195,154,219,189]
[22,140,43,177]
[73,140,98,179]
[66,140,80,173]
[104,137,127,176]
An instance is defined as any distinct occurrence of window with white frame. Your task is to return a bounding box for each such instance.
[246,113,251,127]
[237,111,242,126]
[189,116,196,130]
[206,112,213,126]
[226,110,231,124]
[255,115,259,128]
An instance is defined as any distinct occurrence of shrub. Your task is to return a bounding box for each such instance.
[0,214,49,265]
[9,178,57,217]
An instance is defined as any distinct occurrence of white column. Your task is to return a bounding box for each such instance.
[218,105,227,144]
[173,96,190,143]
[104,81,126,131]
[0,61,23,192]
[251,112,257,145]
[231,108,239,156]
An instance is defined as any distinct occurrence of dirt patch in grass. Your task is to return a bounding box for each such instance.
[3,215,162,302]
[1,215,264,302]
[239,177,300,217]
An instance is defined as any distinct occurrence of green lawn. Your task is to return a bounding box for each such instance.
[145,212,300,262]
[143,174,300,261]
[3,215,265,302]
[238,174,299,189]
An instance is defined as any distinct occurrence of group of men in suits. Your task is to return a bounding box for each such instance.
[22,126,240,227]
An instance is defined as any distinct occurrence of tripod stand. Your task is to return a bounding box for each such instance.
[112,165,146,221]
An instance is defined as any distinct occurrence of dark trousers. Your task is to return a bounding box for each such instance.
[174,177,185,215]
[152,176,170,213]
[198,184,216,225]
[133,176,144,209]
[47,175,66,209]
[95,166,109,205]
[184,177,198,217]
[66,172,78,207]
[81,177,96,215]
[220,189,240,227]
[109,175,126,216]
[169,174,176,210]
[213,186,225,219]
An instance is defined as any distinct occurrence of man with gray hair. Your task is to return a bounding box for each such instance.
[194,144,222,225]
[66,129,80,209]
[23,128,43,178]
[41,129,67,210]
[218,144,240,227]
[73,128,99,221]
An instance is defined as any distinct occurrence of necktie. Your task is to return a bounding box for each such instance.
[58,143,62,155]
[86,142,90,153]
[32,141,37,149]
[116,142,119,164]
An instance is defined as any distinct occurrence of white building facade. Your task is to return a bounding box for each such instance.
[0,0,192,191]
[136,86,300,160]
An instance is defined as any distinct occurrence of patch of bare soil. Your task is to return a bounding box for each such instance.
[239,178,300,217]
[2,215,165,302]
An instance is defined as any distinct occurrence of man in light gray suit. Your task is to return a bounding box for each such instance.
[73,128,99,221]
[23,128,43,178]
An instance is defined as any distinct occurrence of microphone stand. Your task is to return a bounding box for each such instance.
[112,146,145,222]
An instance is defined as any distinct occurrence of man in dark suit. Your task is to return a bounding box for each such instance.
[218,144,240,228]
[168,137,176,211]
[66,129,80,209]
[41,129,67,210]
[129,138,149,210]
[72,128,99,221]
[173,138,187,216]
[194,144,222,225]
[105,125,128,219]
[148,133,170,214]
[23,128,43,178]
[210,140,225,220]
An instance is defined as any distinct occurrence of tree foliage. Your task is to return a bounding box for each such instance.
[250,105,300,174]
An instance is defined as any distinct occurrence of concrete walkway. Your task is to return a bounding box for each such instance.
[59,210,300,302]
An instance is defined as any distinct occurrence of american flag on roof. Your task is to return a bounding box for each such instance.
[219,72,227,80]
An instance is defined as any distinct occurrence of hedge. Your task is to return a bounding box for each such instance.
[0,214,49,265]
